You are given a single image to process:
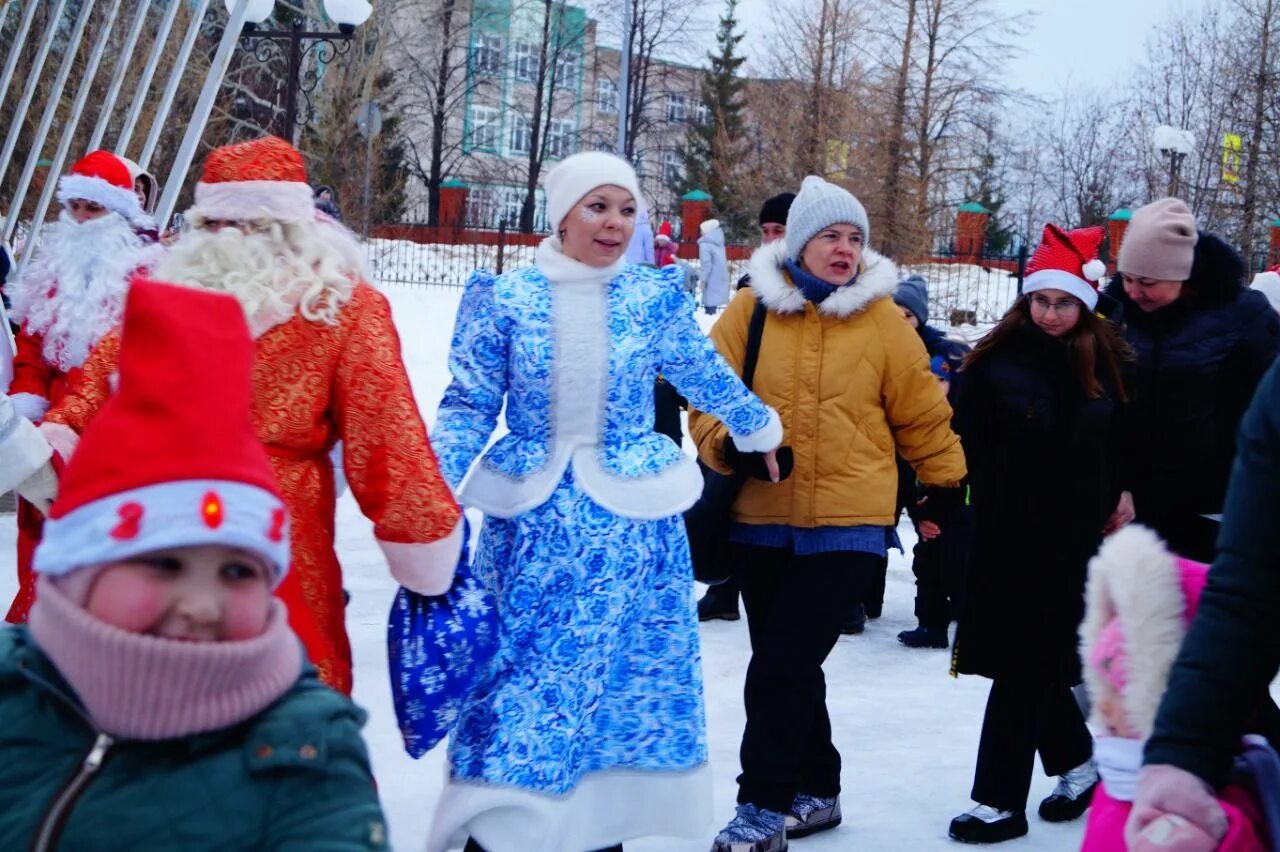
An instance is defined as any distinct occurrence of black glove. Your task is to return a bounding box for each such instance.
[723,442,794,482]
[913,484,964,524]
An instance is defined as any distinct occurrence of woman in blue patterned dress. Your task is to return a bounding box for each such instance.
[426,153,783,852]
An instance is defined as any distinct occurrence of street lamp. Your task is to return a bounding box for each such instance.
[1153,124,1195,197]
[225,0,373,144]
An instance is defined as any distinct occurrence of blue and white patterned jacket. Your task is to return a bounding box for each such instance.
[432,249,780,520]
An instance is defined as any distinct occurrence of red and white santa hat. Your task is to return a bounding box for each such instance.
[1023,224,1108,311]
[56,150,144,222]
[34,278,290,583]
[186,135,315,225]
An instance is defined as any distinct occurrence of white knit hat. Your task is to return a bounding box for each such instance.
[785,175,870,262]
[1251,270,1280,312]
[543,152,645,233]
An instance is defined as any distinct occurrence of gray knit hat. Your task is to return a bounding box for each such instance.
[1117,197,1198,282]
[893,275,929,326]
[785,175,871,262]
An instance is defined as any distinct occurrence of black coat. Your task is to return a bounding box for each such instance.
[1146,359,1280,787]
[1104,234,1280,527]
[952,325,1122,685]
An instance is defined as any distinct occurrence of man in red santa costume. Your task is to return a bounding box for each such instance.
[4,150,161,623]
[21,136,464,695]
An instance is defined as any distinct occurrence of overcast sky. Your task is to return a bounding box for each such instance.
[729,0,1212,99]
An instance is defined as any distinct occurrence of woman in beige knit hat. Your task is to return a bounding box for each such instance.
[1104,197,1280,562]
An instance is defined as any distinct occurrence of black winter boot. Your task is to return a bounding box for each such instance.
[697,582,741,621]
[1037,761,1097,822]
[840,603,866,635]
[897,625,949,649]
[948,805,1028,844]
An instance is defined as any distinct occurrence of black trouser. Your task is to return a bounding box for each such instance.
[734,542,869,812]
[971,679,1093,812]
[911,513,972,630]
[464,841,621,852]
[861,554,887,617]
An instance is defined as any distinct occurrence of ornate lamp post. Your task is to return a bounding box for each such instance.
[225,0,372,144]
[1153,125,1195,198]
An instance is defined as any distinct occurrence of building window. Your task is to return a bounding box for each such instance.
[665,93,688,123]
[509,114,532,155]
[547,119,576,159]
[554,51,579,89]
[472,34,502,77]
[466,187,499,228]
[499,188,524,228]
[663,149,683,185]
[694,100,711,125]
[596,77,618,113]
[514,42,539,83]
[467,105,500,151]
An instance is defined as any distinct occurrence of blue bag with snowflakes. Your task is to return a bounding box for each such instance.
[387,518,498,758]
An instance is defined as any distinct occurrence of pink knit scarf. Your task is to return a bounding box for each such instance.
[28,577,302,740]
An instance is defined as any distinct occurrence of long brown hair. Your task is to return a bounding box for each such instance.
[964,296,1134,402]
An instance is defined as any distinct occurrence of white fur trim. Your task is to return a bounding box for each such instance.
[57,174,143,221]
[459,446,571,519]
[381,516,465,596]
[189,180,315,224]
[10,392,49,422]
[571,447,705,520]
[1023,268,1099,311]
[730,406,782,453]
[427,763,713,852]
[745,240,900,318]
[15,462,57,516]
[1080,525,1185,736]
[37,422,80,462]
[37,479,290,581]
[0,407,53,494]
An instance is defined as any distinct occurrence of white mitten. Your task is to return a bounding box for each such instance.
[9,392,49,423]
[0,394,54,494]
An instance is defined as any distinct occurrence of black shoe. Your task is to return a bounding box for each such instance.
[1037,762,1097,822]
[897,625,949,649]
[948,806,1028,844]
[840,604,866,635]
[697,586,740,622]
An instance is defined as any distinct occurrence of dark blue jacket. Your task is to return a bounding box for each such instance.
[1104,233,1280,522]
[1146,359,1280,786]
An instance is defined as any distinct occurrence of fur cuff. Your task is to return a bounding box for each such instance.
[0,411,54,494]
[382,517,466,596]
[11,392,49,422]
[731,407,783,453]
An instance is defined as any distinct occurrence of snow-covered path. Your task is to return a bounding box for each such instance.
[0,284,1092,851]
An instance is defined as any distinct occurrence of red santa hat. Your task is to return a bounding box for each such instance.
[56,150,144,222]
[656,220,674,243]
[34,278,290,583]
[1023,224,1108,311]
[187,135,315,225]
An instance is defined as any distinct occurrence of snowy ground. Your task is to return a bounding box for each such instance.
[0,282,1167,852]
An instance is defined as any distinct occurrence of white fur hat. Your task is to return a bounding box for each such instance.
[543,152,645,233]
[699,218,721,236]
[1251,270,1280,312]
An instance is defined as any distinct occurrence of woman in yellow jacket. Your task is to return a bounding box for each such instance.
[691,176,967,852]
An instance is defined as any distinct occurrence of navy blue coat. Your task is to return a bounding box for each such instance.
[1146,359,1280,786]
[1104,234,1280,528]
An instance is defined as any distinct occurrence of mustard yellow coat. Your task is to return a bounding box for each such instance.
[689,241,966,528]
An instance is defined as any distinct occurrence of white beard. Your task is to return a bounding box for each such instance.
[152,222,358,337]
[10,212,158,372]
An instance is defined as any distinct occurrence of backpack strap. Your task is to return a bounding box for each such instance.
[741,300,768,391]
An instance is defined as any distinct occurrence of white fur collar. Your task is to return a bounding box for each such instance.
[535,237,626,286]
[746,239,899,318]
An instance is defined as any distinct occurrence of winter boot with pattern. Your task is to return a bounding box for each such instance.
[948,805,1029,844]
[1038,760,1098,822]
[785,794,841,838]
[897,625,949,649]
[710,804,788,852]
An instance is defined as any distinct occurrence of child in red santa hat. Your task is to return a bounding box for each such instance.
[5,149,162,624]
[0,278,387,850]
[1079,525,1270,852]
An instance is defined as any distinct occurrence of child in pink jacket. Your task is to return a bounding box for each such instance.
[1079,526,1268,852]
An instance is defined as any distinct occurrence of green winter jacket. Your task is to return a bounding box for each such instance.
[0,626,389,851]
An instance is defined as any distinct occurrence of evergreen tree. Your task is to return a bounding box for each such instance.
[681,0,750,238]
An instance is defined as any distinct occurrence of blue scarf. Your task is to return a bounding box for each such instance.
[784,258,853,305]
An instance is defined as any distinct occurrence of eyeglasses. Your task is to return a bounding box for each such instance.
[1028,295,1081,314]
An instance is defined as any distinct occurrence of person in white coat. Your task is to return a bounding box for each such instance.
[699,218,729,315]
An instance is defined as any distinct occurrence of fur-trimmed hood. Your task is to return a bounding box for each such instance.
[1080,525,1209,738]
[745,238,898,319]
